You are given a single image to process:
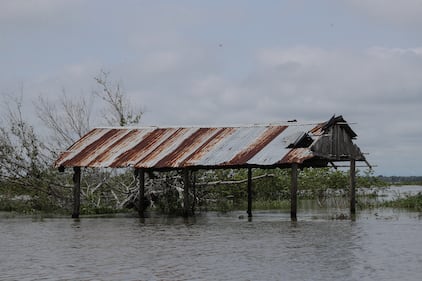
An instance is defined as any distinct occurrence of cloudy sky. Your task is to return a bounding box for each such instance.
[1,0,422,176]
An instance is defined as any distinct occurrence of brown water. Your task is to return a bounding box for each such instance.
[1,208,422,281]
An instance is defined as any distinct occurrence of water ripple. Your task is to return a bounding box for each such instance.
[1,211,422,281]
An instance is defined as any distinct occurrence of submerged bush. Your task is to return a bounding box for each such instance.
[383,192,422,211]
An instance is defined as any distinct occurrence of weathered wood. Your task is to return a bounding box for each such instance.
[183,169,191,217]
[350,159,356,216]
[312,123,364,161]
[192,172,196,214]
[135,168,146,218]
[195,173,275,186]
[247,167,253,218]
[290,164,298,221]
[72,167,81,218]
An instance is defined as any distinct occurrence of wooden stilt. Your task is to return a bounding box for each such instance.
[135,168,146,218]
[290,164,298,221]
[183,169,191,217]
[350,159,356,216]
[72,167,81,219]
[192,171,196,214]
[247,167,253,218]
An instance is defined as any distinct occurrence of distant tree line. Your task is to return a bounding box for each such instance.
[376,176,422,185]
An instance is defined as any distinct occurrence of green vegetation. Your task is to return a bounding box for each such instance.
[191,167,388,213]
[1,164,391,215]
[382,192,422,211]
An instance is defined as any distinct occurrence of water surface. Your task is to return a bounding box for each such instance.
[1,207,422,281]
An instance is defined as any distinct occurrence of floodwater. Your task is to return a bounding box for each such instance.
[1,188,422,281]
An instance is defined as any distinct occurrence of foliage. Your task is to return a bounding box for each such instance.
[0,71,144,215]
[383,192,422,211]
[0,96,72,213]
[193,167,387,212]
[357,169,389,188]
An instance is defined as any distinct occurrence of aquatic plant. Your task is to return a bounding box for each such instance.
[383,192,422,211]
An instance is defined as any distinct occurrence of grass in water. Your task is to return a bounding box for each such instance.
[383,192,422,211]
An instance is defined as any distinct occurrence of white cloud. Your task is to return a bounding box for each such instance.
[0,0,82,25]
[257,47,328,67]
[345,0,422,26]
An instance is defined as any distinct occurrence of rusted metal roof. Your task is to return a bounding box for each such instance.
[54,116,364,169]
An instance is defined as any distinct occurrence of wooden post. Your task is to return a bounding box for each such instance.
[135,168,146,218]
[72,167,81,218]
[192,171,196,214]
[247,167,253,218]
[350,159,356,216]
[290,164,298,221]
[183,169,191,217]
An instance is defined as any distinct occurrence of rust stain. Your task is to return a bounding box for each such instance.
[65,128,104,151]
[134,128,190,168]
[181,127,237,166]
[54,151,71,168]
[110,128,172,167]
[154,128,218,168]
[224,126,287,166]
[62,129,125,167]
[309,122,325,136]
[87,129,141,167]
[279,148,313,164]
[55,128,106,167]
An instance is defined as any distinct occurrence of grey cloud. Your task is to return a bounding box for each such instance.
[345,0,422,26]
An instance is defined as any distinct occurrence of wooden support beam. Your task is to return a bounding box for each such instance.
[135,168,146,218]
[350,159,356,216]
[247,167,253,218]
[290,164,298,221]
[191,171,196,214]
[72,167,81,219]
[183,169,191,217]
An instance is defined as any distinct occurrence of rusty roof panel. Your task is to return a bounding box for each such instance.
[55,128,115,167]
[54,117,361,169]
[180,127,237,167]
[88,128,154,167]
[111,128,178,167]
[224,126,287,166]
[61,129,130,167]
[279,148,314,164]
[54,125,319,168]
[135,127,198,168]
[153,127,219,168]
[195,126,270,166]
[247,125,315,165]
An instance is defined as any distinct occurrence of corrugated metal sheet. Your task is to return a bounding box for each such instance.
[54,116,363,169]
[54,123,322,169]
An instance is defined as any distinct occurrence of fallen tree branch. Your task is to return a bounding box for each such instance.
[196,173,275,186]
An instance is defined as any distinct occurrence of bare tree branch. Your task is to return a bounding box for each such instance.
[94,70,143,127]
[36,90,93,150]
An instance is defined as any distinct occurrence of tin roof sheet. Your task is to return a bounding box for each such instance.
[53,120,345,169]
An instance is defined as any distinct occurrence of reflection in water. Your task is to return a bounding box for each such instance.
[0,209,421,281]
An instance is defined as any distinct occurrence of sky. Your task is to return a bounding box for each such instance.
[1,0,422,176]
